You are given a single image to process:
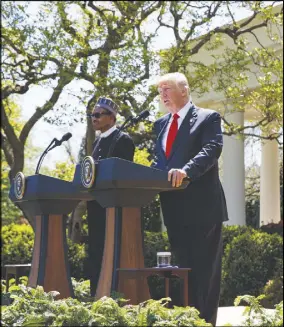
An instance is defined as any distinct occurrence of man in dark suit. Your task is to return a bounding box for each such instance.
[87,96,135,297]
[152,73,228,326]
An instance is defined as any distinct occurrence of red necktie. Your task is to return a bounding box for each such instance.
[165,113,179,159]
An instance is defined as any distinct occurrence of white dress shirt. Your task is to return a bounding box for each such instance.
[100,125,117,138]
[92,125,118,158]
[162,100,193,152]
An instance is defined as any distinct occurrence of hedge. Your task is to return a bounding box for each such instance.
[0,223,87,280]
[220,228,283,306]
[1,223,283,307]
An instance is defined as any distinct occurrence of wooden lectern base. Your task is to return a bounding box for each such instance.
[28,215,74,299]
[95,207,150,304]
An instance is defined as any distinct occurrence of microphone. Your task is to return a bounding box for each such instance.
[48,132,72,151]
[131,110,150,124]
[61,132,73,142]
[35,133,73,174]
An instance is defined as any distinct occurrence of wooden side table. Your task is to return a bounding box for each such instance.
[5,264,31,291]
[117,267,191,306]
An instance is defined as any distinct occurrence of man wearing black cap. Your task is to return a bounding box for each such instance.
[87,96,135,296]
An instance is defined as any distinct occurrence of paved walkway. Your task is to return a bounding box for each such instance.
[216,306,276,326]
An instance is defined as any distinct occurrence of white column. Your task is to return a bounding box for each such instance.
[222,111,246,225]
[260,139,281,225]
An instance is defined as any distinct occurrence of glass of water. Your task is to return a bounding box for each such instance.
[157,252,171,267]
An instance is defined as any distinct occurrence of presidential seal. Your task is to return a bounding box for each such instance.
[14,172,26,200]
[81,156,96,189]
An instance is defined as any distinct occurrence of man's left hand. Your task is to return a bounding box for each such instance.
[168,169,188,187]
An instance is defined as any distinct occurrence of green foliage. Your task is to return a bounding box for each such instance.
[1,223,34,265]
[1,98,42,225]
[2,223,283,308]
[134,148,153,167]
[67,238,87,280]
[1,223,87,281]
[2,1,283,186]
[221,225,255,253]
[244,158,283,228]
[234,295,283,327]
[261,274,283,309]
[47,161,76,182]
[1,279,283,326]
[1,276,28,294]
[142,196,161,232]
[1,98,25,138]
[1,283,211,327]
[261,258,283,309]
[220,229,283,306]
[71,278,94,303]
[246,199,260,228]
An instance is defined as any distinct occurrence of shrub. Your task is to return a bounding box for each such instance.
[220,229,283,306]
[1,280,283,327]
[71,278,94,303]
[67,239,87,280]
[142,196,162,232]
[1,223,34,266]
[1,223,87,281]
[221,225,255,253]
[1,283,211,327]
[2,223,283,308]
[261,275,283,309]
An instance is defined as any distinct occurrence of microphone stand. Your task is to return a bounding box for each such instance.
[35,138,57,175]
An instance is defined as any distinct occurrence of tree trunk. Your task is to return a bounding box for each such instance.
[86,117,96,156]
[9,148,36,232]
[67,201,87,243]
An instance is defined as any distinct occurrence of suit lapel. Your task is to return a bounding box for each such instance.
[167,104,198,161]
[157,114,171,158]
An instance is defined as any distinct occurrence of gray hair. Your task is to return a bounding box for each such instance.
[156,72,190,94]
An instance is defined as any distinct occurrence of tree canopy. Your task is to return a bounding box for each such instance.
[1,1,282,181]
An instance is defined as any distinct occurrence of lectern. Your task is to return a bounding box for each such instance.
[73,158,188,303]
[8,174,91,299]
[9,158,188,303]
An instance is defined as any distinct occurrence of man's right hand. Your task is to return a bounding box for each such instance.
[168,168,188,187]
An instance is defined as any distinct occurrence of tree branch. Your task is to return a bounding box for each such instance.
[189,5,281,56]
[2,84,30,99]
[222,116,282,143]
[57,2,86,44]
[19,69,75,146]
[2,34,62,67]
[185,1,222,42]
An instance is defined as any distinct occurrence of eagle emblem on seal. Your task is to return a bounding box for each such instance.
[81,156,96,188]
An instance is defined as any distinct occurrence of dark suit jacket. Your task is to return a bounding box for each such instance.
[152,104,228,227]
[92,130,135,161]
[88,129,135,214]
